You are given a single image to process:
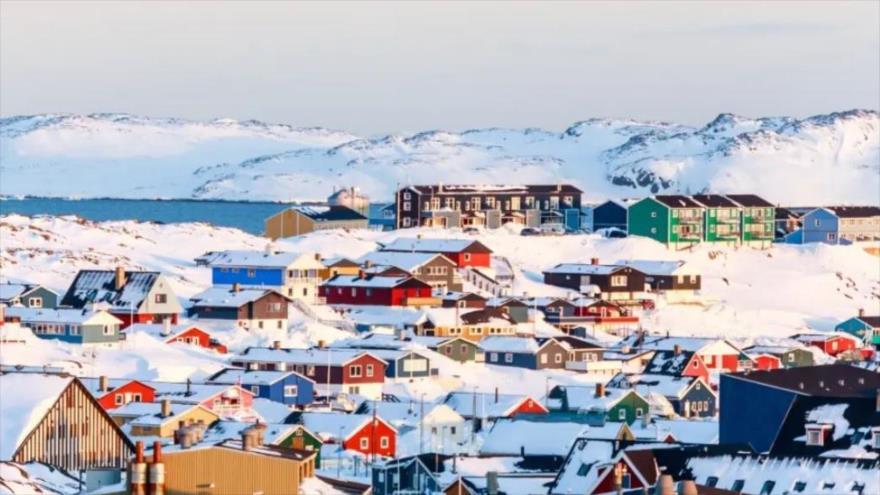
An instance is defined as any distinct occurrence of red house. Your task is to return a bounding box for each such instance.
[81,377,157,410]
[300,413,397,457]
[379,238,492,268]
[232,346,388,400]
[588,450,658,495]
[319,275,435,306]
[643,348,711,384]
[128,322,228,353]
[747,353,782,371]
[793,333,860,357]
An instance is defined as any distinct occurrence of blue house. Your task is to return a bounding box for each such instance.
[610,373,717,419]
[369,203,397,231]
[361,349,433,379]
[480,337,571,370]
[207,368,315,407]
[592,200,629,233]
[372,454,450,495]
[719,365,880,454]
[784,208,841,244]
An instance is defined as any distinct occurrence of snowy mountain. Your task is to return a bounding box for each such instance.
[1,110,878,204]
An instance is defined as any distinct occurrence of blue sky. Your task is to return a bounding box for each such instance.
[1,1,877,134]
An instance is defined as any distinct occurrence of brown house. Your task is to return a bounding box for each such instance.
[188,287,291,331]
[441,292,488,309]
[542,258,648,302]
[151,428,317,495]
[0,373,134,471]
[265,205,367,240]
[359,251,461,292]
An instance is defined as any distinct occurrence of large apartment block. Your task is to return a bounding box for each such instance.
[628,194,775,248]
[394,184,583,230]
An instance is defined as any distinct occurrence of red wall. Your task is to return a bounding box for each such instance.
[343,419,396,457]
[681,355,711,383]
[321,285,433,306]
[592,460,648,495]
[343,355,387,385]
[510,397,548,416]
[447,252,491,268]
[200,387,254,411]
[819,337,857,356]
[114,312,178,329]
[701,353,740,373]
[753,355,781,370]
[97,381,155,410]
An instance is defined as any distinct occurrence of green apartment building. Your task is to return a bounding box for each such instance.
[628,194,775,248]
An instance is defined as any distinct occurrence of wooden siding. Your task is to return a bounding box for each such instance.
[14,380,133,471]
[161,446,315,495]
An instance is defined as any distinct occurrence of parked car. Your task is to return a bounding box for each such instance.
[463,227,481,235]
[520,227,541,236]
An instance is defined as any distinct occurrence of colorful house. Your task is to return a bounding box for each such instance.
[610,373,717,419]
[264,205,367,240]
[207,368,316,407]
[545,383,650,424]
[742,344,816,368]
[442,391,548,422]
[80,376,157,410]
[298,412,397,458]
[127,321,228,353]
[6,306,124,344]
[591,200,629,233]
[434,337,484,363]
[231,346,388,399]
[628,195,705,247]
[691,194,743,245]
[188,287,290,331]
[725,194,776,247]
[207,249,326,302]
[0,282,59,308]
[542,260,648,302]
[59,268,182,327]
[835,310,880,348]
[792,332,860,358]
[481,336,571,370]
[0,373,134,472]
[358,251,461,292]
[785,206,880,245]
[111,400,221,438]
[320,275,437,307]
[379,238,493,268]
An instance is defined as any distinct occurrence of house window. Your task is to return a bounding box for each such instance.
[360,437,369,449]
[247,269,256,278]
[403,202,411,211]
[731,480,745,492]
[251,385,260,395]
[284,385,298,397]
[706,477,718,488]
[650,227,657,234]
[366,364,374,377]
[103,325,114,336]
[133,393,142,402]
[759,481,775,495]
[380,436,389,448]
[554,353,562,363]
[827,233,836,241]
[651,211,657,218]
[792,481,806,493]
[402,217,412,227]
[350,365,362,377]
[610,275,627,287]
[365,289,372,296]
[28,297,43,308]
[540,354,548,364]
[115,394,124,405]
[403,192,411,200]
[490,353,498,362]
[351,288,357,297]
[504,353,513,363]
[636,408,644,418]
[463,253,472,262]
[618,409,626,421]
[268,303,282,312]
[307,365,315,377]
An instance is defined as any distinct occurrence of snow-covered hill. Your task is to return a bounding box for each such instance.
[1,111,878,204]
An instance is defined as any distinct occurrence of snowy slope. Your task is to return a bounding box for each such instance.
[1,111,878,204]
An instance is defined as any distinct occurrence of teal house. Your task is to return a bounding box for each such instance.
[835,311,880,348]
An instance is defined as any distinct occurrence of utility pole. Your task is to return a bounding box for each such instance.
[419,394,425,455]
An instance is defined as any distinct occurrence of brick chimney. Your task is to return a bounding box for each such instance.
[318,340,325,349]
[232,283,241,293]
[595,382,605,398]
[99,375,109,392]
[590,257,599,266]
[115,266,126,291]
[161,399,172,418]
[273,340,282,350]
[673,344,681,356]
[859,308,865,318]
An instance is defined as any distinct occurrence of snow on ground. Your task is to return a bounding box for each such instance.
[1,215,878,396]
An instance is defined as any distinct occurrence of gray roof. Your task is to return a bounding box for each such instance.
[60,270,162,310]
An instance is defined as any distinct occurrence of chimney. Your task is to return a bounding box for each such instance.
[494,387,499,403]
[115,266,126,291]
[252,422,267,446]
[273,340,282,350]
[232,282,241,293]
[486,471,499,495]
[99,375,109,392]
[130,441,147,495]
[673,344,681,356]
[147,441,164,495]
[859,308,865,318]
[180,430,195,449]
[314,253,321,261]
[654,474,675,495]
[185,378,192,397]
[318,340,325,349]
[595,382,605,398]
[241,430,256,451]
[590,257,599,266]
[161,399,172,418]
[152,441,163,463]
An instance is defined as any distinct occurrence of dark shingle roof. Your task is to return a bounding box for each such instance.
[692,195,738,208]
[825,206,880,218]
[294,205,366,222]
[857,315,880,327]
[60,270,160,311]
[406,184,583,195]
[653,195,703,208]
[725,194,774,208]
[553,336,603,350]
[729,364,880,398]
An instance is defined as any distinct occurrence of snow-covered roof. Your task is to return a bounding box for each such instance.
[190,287,282,308]
[543,263,622,275]
[251,398,295,424]
[627,419,719,444]
[0,283,54,302]
[380,238,489,254]
[202,420,297,445]
[478,336,541,354]
[208,368,311,386]
[615,373,705,399]
[127,322,211,342]
[298,412,394,441]
[614,260,692,276]
[0,373,73,459]
[208,250,324,269]
[443,391,540,418]
[480,420,587,456]
[145,380,253,404]
[686,454,879,495]
[322,275,417,289]
[358,251,450,272]
[342,306,429,327]
[4,306,122,325]
[60,270,164,311]
[79,377,154,398]
[550,438,616,495]
[546,385,634,412]
[237,347,383,366]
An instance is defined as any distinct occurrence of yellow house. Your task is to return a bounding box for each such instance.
[111,400,220,438]
[421,307,520,342]
[265,206,367,240]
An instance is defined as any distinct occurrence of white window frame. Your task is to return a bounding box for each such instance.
[284,385,298,397]
[360,437,369,449]
[350,365,362,377]
[504,353,513,363]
